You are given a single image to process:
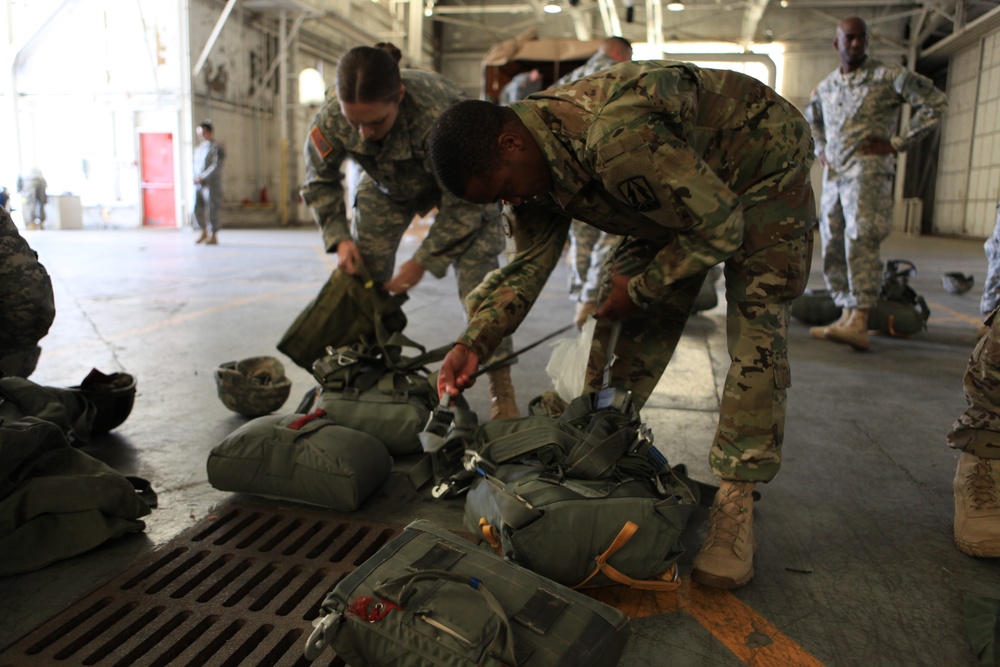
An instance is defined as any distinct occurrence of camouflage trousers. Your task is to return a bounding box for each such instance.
[568,219,620,304]
[584,230,813,483]
[947,304,1000,461]
[193,183,222,233]
[981,203,1000,315]
[353,178,514,362]
[818,172,894,310]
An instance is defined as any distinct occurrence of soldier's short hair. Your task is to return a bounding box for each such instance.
[199,120,213,133]
[430,100,511,198]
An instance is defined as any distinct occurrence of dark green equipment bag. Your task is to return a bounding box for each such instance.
[304,519,630,666]
[277,267,407,371]
[0,416,150,576]
[791,259,931,336]
[206,409,392,511]
[462,388,698,590]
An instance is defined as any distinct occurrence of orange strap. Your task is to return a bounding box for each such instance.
[479,518,503,556]
[572,521,682,592]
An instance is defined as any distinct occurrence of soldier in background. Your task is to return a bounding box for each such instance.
[17,168,47,230]
[553,36,633,327]
[0,207,55,378]
[429,61,816,589]
[947,303,1000,558]
[499,68,543,106]
[979,202,1000,334]
[301,44,519,420]
[193,120,226,245]
[805,16,947,350]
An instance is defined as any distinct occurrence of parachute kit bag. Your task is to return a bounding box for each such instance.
[304,518,630,667]
[206,409,392,511]
[462,387,699,590]
[277,267,407,371]
[868,259,930,336]
[790,288,842,326]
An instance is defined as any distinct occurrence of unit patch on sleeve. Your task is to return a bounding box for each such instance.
[309,125,334,159]
[618,176,661,212]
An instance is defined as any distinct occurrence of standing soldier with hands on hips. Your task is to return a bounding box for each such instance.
[193,120,226,245]
[805,16,947,350]
[300,44,519,420]
[429,61,816,589]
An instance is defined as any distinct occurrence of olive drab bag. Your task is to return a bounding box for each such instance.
[277,266,407,372]
[304,519,630,667]
[462,388,699,590]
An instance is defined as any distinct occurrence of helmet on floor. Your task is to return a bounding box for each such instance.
[215,356,292,417]
[941,272,974,295]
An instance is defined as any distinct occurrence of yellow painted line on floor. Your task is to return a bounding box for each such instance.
[925,299,983,327]
[586,578,825,666]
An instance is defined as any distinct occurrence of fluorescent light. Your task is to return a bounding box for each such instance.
[298,68,326,106]
[543,3,562,12]
[666,2,685,10]
[424,6,433,15]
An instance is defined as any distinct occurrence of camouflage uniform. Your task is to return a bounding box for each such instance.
[193,137,225,233]
[981,203,1000,315]
[0,208,55,378]
[555,51,623,305]
[806,57,947,310]
[461,61,816,482]
[301,69,511,360]
[499,71,544,106]
[947,303,1000,461]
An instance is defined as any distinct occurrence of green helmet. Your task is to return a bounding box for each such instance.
[215,356,292,417]
[941,272,974,295]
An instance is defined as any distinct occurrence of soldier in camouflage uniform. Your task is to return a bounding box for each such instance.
[429,61,816,589]
[499,69,544,106]
[805,16,947,351]
[0,207,55,378]
[553,36,633,327]
[301,45,518,420]
[947,303,1000,558]
[193,121,225,245]
[980,202,1000,323]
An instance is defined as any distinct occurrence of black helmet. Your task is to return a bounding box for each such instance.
[215,356,291,417]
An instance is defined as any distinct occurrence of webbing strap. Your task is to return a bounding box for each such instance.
[571,521,682,592]
[481,424,579,465]
[564,429,633,480]
[478,518,503,555]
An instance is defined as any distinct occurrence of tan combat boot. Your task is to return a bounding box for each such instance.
[195,228,209,244]
[954,452,1000,557]
[574,301,598,329]
[206,232,218,245]
[487,366,520,420]
[692,480,756,589]
[825,308,870,351]
[809,308,852,340]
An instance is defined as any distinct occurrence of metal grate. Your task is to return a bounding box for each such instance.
[0,502,403,667]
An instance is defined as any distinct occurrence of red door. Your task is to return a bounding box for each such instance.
[139,132,176,227]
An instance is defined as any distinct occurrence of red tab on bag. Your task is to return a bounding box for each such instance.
[346,596,400,622]
[288,409,327,431]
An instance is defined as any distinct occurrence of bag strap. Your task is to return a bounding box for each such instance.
[571,521,682,592]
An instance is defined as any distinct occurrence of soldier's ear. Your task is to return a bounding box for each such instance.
[398,84,406,103]
[497,131,521,155]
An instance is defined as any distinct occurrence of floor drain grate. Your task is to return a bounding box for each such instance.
[0,502,404,667]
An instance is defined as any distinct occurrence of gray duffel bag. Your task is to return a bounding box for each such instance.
[207,409,392,511]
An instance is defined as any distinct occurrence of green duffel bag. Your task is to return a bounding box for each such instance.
[462,388,698,590]
[302,336,453,457]
[304,519,630,667]
[868,259,931,337]
[206,409,391,511]
[790,288,842,326]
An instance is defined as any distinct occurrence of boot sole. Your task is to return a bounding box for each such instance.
[954,538,1000,558]
[690,565,754,589]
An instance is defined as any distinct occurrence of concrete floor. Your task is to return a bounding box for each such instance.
[1,224,998,665]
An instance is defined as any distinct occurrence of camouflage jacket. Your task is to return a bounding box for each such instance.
[458,60,815,360]
[0,209,55,355]
[302,70,494,278]
[805,57,947,179]
[193,139,225,186]
[553,52,619,87]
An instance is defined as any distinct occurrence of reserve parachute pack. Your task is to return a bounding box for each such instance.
[457,387,699,590]
[791,259,930,336]
[304,519,631,667]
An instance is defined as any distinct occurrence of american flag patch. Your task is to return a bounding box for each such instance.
[309,125,334,158]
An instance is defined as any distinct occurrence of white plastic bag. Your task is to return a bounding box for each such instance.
[545,317,596,402]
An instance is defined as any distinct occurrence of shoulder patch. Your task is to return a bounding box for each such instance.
[618,176,661,212]
[309,125,334,159]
